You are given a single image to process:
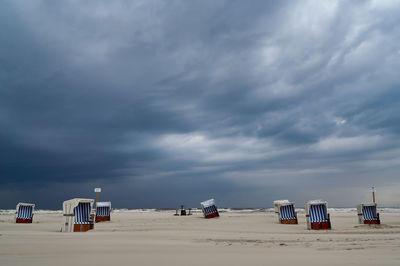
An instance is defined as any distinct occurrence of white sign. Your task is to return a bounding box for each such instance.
[371,187,376,193]
[94,188,102,193]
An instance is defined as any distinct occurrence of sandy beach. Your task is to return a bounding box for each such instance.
[1,210,400,266]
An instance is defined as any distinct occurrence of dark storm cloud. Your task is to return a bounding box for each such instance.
[1,0,400,208]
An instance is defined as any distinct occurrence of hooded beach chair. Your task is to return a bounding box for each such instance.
[201,198,219,218]
[15,203,35,223]
[62,198,95,232]
[273,200,298,224]
[95,201,112,222]
[306,200,331,230]
[357,203,380,224]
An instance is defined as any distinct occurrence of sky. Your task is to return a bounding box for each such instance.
[1,0,400,209]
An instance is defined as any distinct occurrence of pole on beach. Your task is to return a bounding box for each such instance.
[94,187,101,204]
[371,186,376,203]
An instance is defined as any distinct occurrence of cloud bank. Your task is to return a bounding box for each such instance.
[1,0,400,208]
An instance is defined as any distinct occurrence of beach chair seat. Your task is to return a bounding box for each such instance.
[15,203,35,223]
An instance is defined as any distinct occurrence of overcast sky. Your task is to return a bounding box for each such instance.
[1,0,400,209]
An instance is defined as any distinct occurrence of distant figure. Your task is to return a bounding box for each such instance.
[180,205,187,216]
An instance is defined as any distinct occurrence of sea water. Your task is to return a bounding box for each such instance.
[1,207,400,215]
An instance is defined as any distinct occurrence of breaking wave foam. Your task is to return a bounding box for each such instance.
[1,207,399,215]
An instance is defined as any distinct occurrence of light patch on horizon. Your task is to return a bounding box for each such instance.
[312,135,384,153]
[334,118,347,125]
[155,133,274,163]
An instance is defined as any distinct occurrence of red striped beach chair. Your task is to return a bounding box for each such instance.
[15,203,35,223]
[306,200,331,230]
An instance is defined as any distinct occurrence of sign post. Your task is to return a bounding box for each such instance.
[371,186,376,203]
[94,188,101,204]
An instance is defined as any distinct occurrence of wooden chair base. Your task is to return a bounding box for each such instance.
[16,218,32,223]
[73,224,92,232]
[205,212,219,219]
[281,219,298,224]
[364,220,380,225]
[310,221,331,230]
[95,216,111,222]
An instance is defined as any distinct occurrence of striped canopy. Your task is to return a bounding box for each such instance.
[201,199,216,208]
[74,202,93,224]
[279,204,296,220]
[362,205,378,220]
[203,205,218,216]
[201,198,218,216]
[309,204,328,223]
[16,205,34,219]
[96,206,111,217]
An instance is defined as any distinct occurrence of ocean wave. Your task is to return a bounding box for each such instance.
[1,207,399,215]
[0,209,62,215]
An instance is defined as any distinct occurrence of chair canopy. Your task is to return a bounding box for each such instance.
[74,202,93,224]
[274,200,290,213]
[360,203,378,220]
[280,204,296,220]
[16,203,35,219]
[63,198,94,215]
[96,201,111,208]
[307,200,328,223]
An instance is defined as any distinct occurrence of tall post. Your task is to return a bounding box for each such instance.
[94,188,101,205]
[371,186,376,203]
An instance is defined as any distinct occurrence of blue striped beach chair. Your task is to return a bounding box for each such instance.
[357,203,380,224]
[201,199,219,219]
[95,202,112,222]
[273,200,298,224]
[306,200,331,230]
[15,203,35,223]
[62,198,95,232]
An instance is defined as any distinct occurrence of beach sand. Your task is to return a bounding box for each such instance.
[1,211,400,266]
